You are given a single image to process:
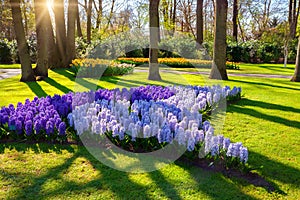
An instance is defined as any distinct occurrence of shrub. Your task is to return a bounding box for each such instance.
[0,39,12,64]
[257,42,282,63]
[75,37,89,58]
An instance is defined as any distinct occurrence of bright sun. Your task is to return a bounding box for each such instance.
[47,0,53,11]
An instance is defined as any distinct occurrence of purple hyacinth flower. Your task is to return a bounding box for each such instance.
[46,121,54,135]
[34,120,42,134]
[58,122,66,135]
[25,120,33,136]
[240,147,248,163]
[15,120,23,134]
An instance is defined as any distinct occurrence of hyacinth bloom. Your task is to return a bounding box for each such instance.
[0,85,247,163]
[58,122,66,135]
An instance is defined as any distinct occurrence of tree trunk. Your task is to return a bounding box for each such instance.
[34,0,48,77]
[148,0,161,81]
[44,3,59,68]
[95,0,102,30]
[210,0,228,80]
[171,0,176,36]
[53,0,67,67]
[10,0,35,82]
[66,0,76,65]
[291,35,300,81]
[76,0,83,37]
[22,0,28,37]
[196,0,203,45]
[87,0,92,43]
[232,0,238,42]
[288,0,299,39]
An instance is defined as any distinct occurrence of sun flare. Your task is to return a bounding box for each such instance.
[47,0,53,11]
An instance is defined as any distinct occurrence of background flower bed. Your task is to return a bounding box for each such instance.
[117,57,240,70]
[0,84,246,170]
[70,58,135,77]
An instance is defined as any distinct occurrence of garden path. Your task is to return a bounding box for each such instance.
[0,69,21,80]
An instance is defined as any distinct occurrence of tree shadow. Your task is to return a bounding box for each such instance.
[229,102,300,130]
[44,77,73,93]
[234,98,300,114]
[257,65,294,72]
[2,142,297,199]
[51,69,75,81]
[5,144,151,200]
[51,69,104,91]
[25,82,48,98]
[247,151,300,192]
[228,79,300,92]
[106,75,184,87]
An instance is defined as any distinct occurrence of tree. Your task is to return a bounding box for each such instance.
[86,0,92,43]
[95,0,103,30]
[53,0,67,67]
[209,0,228,80]
[148,0,161,81]
[34,0,48,77]
[196,0,203,45]
[10,0,35,82]
[291,35,300,81]
[44,1,59,68]
[66,0,76,64]
[288,0,300,39]
[76,0,83,37]
[232,0,238,41]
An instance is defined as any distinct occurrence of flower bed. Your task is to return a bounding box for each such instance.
[117,58,241,70]
[0,85,247,168]
[117,58,212,68]
[70,58,135,77]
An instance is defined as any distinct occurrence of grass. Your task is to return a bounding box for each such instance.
[232,63,296,75]
[134,63,296,77]
[0,64,21,69]
[0,67,300,199]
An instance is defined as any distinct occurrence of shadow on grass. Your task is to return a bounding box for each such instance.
[51,68,75,81]
[2,142,297,199]
[106,75,183,87]
[4,144,151,199]
[52,68,183,90]
[257,65,294,71]
[229,101,300,130]
[51,69,104,91]
[228,79,300,92]
[25,82,48,98]
[235,98,300,114]
[44,77,72,93]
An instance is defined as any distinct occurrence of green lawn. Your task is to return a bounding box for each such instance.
[0,64,21,69]
[0,62,295,76]
[232,63,295,75]
[0,68,300,199]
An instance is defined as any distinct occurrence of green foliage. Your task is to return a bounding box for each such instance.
[0,35,37,64]
[226,40,286,64]
[227,43,243,62]
[256,42,282,63]
[75,37,89,58]
[0,39,12,64]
